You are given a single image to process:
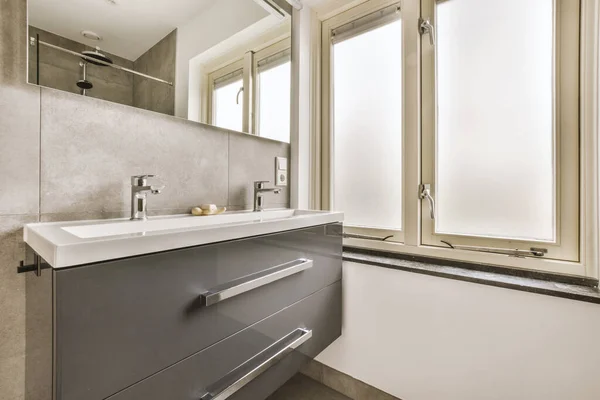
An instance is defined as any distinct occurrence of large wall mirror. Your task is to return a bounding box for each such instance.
[27,0,293,143]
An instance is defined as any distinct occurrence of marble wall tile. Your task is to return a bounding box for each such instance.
[228,131,291,209]
[0,0,28,84]
[133,30,176,116]
[83,75,134,107]
[40,88,230,214]
[0,214,39,400]
[0,83,41,216]
[0,0,40,217]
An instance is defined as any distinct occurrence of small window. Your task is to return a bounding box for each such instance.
[323,3,404,242]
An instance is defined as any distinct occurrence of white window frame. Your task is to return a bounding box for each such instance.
[317,0,600,278]
[321,0,405,244]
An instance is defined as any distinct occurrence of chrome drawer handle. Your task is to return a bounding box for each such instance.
[200,328,313,400]
[200,258,313,306]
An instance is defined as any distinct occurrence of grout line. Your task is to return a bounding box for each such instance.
[38,86,42,222]
[0,213,41,219]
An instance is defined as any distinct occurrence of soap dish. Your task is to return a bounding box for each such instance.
[191,206,227,216]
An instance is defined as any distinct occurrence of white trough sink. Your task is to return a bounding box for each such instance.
[24,209,344,268]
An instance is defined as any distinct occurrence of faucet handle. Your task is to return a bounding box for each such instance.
[131,174,157,186]
[254,180,270,189]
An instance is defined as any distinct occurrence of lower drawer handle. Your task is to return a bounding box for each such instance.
[200,327,313,400]
[200,258,313,306]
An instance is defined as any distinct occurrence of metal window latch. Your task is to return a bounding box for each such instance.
[236,87,244,105]
[343,233,394,242]
[441,241,548,258]
[419,184,435,219]
[419,18,436,46]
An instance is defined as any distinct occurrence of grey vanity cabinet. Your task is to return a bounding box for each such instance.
[26,223,343,400]
[106,282,342,400]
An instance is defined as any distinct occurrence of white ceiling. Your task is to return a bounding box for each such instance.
[302,0,367,18]
[28,0,220,60]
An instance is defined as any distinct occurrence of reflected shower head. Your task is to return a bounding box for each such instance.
[81,48,113,66]
[76,79,93,90]
[77,61,93,90]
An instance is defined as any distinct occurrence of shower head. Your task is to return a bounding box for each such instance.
[76,79,93,90]
[81,48,113,66]
[77,62,93,90]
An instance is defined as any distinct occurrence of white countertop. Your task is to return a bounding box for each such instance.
[24,209,344,268]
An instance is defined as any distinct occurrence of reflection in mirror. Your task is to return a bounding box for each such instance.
[27,0,293,142]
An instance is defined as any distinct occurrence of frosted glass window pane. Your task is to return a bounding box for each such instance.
[214,78,243,132]
[258,61,291,143]
[435,0,555,241]
[333,20,402,230]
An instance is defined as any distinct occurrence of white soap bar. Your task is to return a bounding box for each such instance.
[201,207,227,216]
[200,204,217,211]
[191,207,203,216]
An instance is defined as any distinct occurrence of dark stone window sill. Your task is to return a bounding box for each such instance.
[343,247,600,305]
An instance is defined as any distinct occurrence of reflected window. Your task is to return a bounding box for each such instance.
[213,70,243,132]
[257,49,291,142]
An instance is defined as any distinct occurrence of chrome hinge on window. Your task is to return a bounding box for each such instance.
[441,241,548,258]
[419,18,435,46]
[419,184,435,219]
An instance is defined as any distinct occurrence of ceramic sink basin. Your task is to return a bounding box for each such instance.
[24,209,344,268]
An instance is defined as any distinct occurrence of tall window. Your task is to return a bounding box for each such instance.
[421,0,580,261]
[322,0,585,272]
[324,3,404,242]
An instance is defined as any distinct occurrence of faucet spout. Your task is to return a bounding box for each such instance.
[131,175,163,220]
[253,181,281,212]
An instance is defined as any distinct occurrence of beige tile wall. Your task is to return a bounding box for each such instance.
[0,0,290,398]
[133,29,177,115]
[28,26,135,107]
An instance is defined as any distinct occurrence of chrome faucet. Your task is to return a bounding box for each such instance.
[253,181,281,212]
[130,175,164,220]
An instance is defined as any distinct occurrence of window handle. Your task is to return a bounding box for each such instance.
[236,87,244,105]
[419,184,435,219]
[419,18,435,46]
[441,241,548,258]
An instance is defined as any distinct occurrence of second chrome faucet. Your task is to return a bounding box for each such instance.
[253,181,281,212]
[131,175,164,220]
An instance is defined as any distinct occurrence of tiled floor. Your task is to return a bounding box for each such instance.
[268,374,351,400]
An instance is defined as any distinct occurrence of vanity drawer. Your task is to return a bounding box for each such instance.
[54,224,342,400]
[106,281,342,400]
